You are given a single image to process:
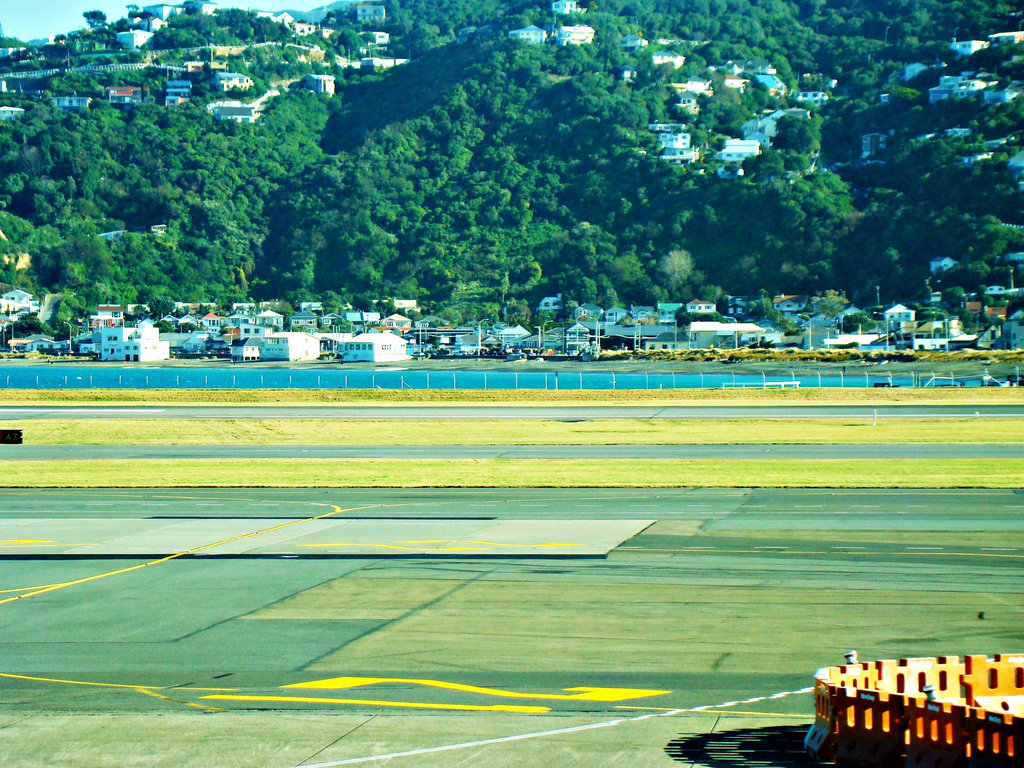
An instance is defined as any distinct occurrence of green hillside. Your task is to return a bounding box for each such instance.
[0,0,1022,321]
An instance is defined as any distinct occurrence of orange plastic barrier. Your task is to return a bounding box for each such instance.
[831,687,904,766]
[965,707,1021,767]
[807,655,1024,768]
[904,695,968,768]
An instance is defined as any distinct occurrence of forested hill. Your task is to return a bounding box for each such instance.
[1,0,1023,322]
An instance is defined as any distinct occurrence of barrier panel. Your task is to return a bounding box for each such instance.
[831,687,905,767]
[904,695,969,768]
[966,708,1021,768]
[807,655,1023,768]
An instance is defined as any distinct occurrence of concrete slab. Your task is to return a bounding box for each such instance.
[0,518,655,557]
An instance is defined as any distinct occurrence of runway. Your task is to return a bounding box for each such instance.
[2,443,1022,460]
[2,404,1024,420]
[0,485,1021,768]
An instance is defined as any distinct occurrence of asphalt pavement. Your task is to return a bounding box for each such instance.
[2,404,1024,419]
[1,443,1021,460]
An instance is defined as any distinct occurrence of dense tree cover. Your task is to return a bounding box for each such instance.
[0,0,1023,318]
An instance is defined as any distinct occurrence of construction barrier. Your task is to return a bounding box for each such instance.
[806,654,1024,768]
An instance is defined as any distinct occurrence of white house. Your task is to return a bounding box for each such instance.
[988,31,1024,46]
[754,73,787,95]
[99,324,170,362]
[339,331,410,362]
[687,321,765,348]
[51,96,92,113]
[508,25,547,43]
[356,4,386,22]
[253,332,321,361]
[950,39,990,57]
[255,309,284,329]
[1002,309,1024,349]
[686,299,716,314]
[1,289,39,314]
[884,303,916,327]
[651,51,686,68]
[555,25,594,46]
[795,91,829,106]
[551,0,581,13]
[604,307,629,323]
[0,106,25,122]
[116,30,154,49]
[717,139,761,163]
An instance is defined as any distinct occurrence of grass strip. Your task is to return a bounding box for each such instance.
[1,388,1024,405]
[3,458,1022,488]
[6,418,1024,445]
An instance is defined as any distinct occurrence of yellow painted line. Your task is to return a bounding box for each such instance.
[0,671,159,690]
[135,686,227,712]
[285,677,670,703]
[0,501,407,607]
[201,694,550,713]
[0,539,57,544]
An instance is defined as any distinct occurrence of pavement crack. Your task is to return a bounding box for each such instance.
[297,714,377,766]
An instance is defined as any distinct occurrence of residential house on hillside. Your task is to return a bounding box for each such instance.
[619,34,647,52]
[255,309,284,329]
[658,303,682,323]
[213,72,254,91]
[51,96,92,113]
[796,90,829,106]
[555,25,595,46]
[288,311,319,331]
[116,30,154,49]
[686,299,716,315]
[0,107,25,122]
[651,51,686,68]
[537,294,563,313]
[950,39,989,57]
[209,101,260,122]
[165,80,191,105]
[861,132,887,158]
[575,303,603,319]
[199,312,222,331]
[305,74,335,94]
[773,295,808,316]
[717,139,761,164]
[106,86,143,105]
[603,307,628,323]
[356,4,386,22]
[1,289,39,314]
[929,75,989,103]
[551,0,581,13]
[509,26,547,44]
[754,73,787,95]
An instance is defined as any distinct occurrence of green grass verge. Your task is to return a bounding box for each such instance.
[2,387,1024,405]
[7,417,1024,445]
[4,458,1022,487]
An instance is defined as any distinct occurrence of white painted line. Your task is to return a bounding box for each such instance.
[832,546,867,550]
[754,546,788,550]
[906,546,942,550]
[282,687,815,768]
[981,547,1017,551]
